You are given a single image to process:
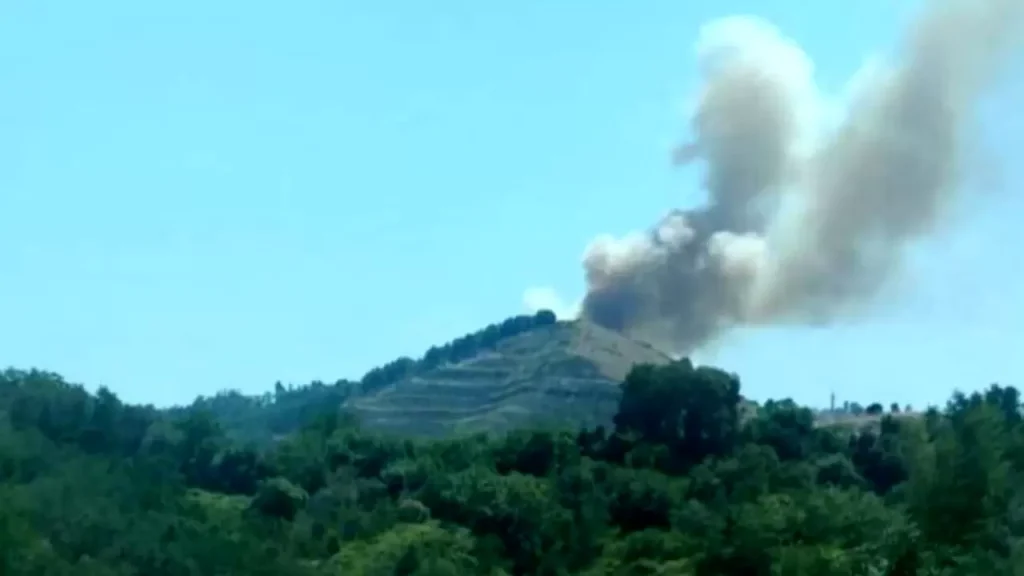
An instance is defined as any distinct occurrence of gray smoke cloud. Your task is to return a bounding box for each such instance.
[577,0,1024,354]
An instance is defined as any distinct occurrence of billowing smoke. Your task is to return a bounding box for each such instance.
[576,0,1024,354]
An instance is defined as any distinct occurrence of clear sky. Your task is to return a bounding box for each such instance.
[2,1,1022,409]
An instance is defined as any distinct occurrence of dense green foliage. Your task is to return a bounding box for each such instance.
[171,310,559,443]
[2,360,1023,575]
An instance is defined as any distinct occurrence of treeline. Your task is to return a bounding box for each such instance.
[176,382,357,444]
[359,309,557,393]
[178,309,558,442]
[2,362,1022,574]
[826,400,914,417]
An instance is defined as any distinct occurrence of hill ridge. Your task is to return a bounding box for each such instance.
[344,319,673,436]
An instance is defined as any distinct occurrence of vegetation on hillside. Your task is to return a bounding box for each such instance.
[344,318,674,438]
[171,310,559,443]
[2,358,1022,575]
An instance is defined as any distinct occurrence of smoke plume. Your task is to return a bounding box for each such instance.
[576,0,1024,354]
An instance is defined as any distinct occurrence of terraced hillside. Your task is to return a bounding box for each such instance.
[344,320,673,437]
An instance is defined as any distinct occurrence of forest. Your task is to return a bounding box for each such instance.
[1,358,1023,575]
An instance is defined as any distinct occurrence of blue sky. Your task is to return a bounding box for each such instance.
[2,0,1022,409]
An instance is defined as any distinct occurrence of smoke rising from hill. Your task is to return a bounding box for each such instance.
[571,0,1023,354]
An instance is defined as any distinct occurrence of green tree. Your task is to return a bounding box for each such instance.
[614,361,741,470]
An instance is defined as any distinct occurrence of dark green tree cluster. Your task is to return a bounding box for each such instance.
[1,360,1022,575]
[170,380,359,444]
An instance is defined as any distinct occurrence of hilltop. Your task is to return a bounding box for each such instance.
[179,310,906,442]
[345,319,673,437]
[179,310,677,442]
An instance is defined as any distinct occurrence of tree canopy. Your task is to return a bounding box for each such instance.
[1,361,1022,574]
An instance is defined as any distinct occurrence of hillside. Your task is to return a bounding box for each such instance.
[179,311,898,442]
[175,309,573,442]
[345,320,673,437]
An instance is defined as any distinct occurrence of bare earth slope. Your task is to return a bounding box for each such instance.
[344,320,672,437]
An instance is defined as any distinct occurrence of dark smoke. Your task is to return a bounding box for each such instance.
[577,0,1024,354]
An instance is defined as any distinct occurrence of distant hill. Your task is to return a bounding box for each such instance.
[177,310,677,442]
[175,309,909,442]
[345,319,673,437]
